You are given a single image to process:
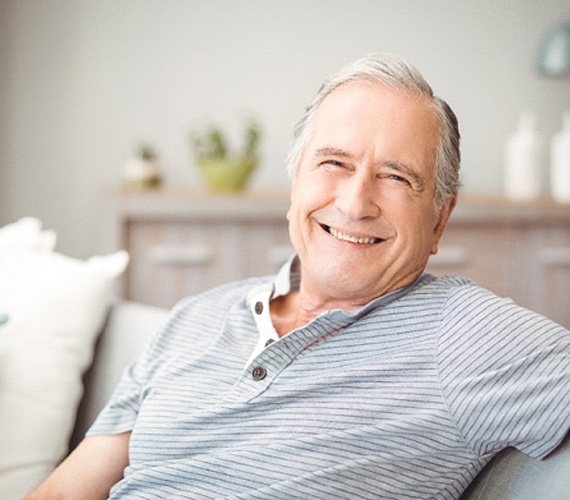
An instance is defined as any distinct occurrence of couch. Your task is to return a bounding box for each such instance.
[1,217,568,499]
[0,217,133,499]
[68,300,570,500]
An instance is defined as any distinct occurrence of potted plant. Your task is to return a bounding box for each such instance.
[123,144,163,191]
[191,121,261,192]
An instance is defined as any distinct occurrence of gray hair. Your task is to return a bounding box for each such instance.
[286,53,461,211]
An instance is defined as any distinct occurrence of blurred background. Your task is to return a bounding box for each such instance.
[1,0,569,259]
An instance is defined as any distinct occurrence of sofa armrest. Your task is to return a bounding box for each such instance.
[71,301,170,448]
[461,432,570,499]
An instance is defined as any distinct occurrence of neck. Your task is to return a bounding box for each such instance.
[270,292,304,337]
[270,283,373,337]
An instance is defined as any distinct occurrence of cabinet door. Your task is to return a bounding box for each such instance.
[425,225,513,300]
[522,225,570,328]
[124,220,245,308]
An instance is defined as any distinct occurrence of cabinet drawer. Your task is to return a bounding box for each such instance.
[425,227,513,299]
[520,226,570,327]
[124,221,244,308]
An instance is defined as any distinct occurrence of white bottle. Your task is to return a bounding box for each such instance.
[550,111,570,203]
[504,110,544,200]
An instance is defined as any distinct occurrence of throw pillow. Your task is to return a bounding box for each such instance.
[0,221,128,499]
[0,217,56,254]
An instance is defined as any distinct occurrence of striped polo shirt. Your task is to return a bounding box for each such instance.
[89,258,570,499]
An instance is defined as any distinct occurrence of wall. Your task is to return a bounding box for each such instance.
[1,0,569,258]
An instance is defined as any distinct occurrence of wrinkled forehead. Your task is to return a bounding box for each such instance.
[308,81,441,163]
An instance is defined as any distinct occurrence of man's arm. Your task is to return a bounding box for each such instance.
[25,432,130,500]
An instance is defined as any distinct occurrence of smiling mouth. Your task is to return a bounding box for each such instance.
[322,225,383,245]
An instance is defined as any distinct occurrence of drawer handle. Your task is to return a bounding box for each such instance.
[540,247,570,267]
[429,245,470,266]
[148,244,212,266]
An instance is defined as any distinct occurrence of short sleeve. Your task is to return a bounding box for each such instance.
[87,297,193,436]
[437,283,570,459]
[87,323,168,436]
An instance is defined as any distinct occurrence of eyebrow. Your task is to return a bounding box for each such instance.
[313,146,427,190]
[313,146,353,160]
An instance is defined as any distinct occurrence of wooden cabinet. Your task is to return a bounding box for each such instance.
[110,189,570,327]
[108,188,292,308]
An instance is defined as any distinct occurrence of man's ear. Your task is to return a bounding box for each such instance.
[431,194,457,255]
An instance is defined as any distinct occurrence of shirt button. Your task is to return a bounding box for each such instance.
[252,366,267,381]
[264,338,275,347]
[254,301,263,315]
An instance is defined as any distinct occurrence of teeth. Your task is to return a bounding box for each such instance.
[328,227,380,244]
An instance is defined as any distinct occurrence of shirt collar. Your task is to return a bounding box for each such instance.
[248,253,424,321]
[246,253,299,306]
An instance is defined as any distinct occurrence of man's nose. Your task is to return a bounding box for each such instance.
[335,171,381,220]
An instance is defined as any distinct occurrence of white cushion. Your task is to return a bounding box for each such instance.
[0,219,128,499]
[0,217,56,253]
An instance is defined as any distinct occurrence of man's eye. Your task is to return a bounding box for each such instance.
[322,160,347,170]
[388,174,411,185]
[387,174,413,187]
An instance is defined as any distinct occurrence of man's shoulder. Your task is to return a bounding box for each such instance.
[418,273,475,289]
[400,273,515,324]
[361,274,482,324]
[429,273,570,353]
[408,273,480,302]
[416,273,513,304]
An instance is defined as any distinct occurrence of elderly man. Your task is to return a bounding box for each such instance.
[28,53,569,499]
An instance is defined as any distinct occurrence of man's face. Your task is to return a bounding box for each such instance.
[287,80,455,306]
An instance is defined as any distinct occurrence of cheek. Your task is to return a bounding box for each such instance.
[291,172,333,213]
[416,214,442,252]
[390,203,440,246]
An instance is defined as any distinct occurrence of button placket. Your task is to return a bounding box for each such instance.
[246,291,279,367]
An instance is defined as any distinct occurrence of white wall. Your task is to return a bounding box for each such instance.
[1,0,569,258]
